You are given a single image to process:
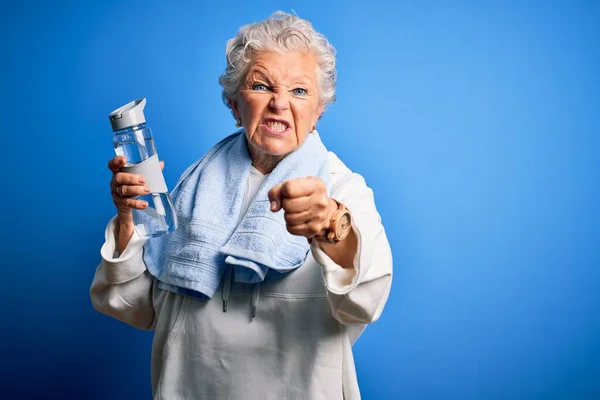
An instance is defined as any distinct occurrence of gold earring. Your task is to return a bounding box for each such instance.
[235,119,242,128]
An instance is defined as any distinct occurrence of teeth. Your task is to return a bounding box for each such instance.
[266,121,287,132]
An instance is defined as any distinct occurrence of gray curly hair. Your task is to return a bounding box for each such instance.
[219,11,337,117]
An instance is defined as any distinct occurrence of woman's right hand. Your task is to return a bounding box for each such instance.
[108,155,164,252]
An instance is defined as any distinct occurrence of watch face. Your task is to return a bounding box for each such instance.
[337,212,352,239]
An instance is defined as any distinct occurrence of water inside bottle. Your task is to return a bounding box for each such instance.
[131,192,177,238]
[115,140,143,165]
[114,129,176,238]
[114,137,156,165]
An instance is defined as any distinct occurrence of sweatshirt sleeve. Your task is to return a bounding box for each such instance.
[89,216,157,331]
[311,153,393,325]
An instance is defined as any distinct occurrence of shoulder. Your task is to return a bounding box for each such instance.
[327,151,373,199]
[327,151,351,176]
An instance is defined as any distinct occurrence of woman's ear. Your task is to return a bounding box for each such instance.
[228,98,240,119]
[316,104,325,122]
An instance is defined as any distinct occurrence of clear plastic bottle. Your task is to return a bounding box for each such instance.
[109,98,177,238]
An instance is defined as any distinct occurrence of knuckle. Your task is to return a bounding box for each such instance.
[128,174,139,185]
[114,172,124,184]
[116,172,140,185]
[319,198,328,210]
[319,209,328,221]
[287,225,301,235]
[283,212,293,224]
[308,176,320,189]
[282,181,292,196]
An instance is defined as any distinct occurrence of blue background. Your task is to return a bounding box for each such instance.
[1,0,598,398]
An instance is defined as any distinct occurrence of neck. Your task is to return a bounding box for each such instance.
[250,151,280,174]
[247,142,283,174]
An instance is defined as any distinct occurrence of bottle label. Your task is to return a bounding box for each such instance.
[121,154,168,193]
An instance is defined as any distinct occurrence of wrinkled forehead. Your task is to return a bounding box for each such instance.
[245,50,318,85]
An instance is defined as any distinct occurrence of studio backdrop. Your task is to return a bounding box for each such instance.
[0,0,598,398]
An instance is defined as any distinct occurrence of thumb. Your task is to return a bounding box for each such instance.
[268,183,284,212]
[160,160,165,170]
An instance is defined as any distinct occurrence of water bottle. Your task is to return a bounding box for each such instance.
[108,98,177,238]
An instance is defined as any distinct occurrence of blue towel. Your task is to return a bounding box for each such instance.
[143,131,330,300]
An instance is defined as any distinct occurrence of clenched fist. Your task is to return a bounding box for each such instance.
[268,177,337,240]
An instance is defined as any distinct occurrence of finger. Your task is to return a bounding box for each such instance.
[121,197,148,210]
[127,198,148,210]
[268,183,284,212]
[286,222,308,237]
[160,160,165,171]
[281,180,303,199]
[108,156,127,174]
[114,184,151,197]
[286,221,323,238]
[284,210,313,226]
[114,171,146,186]
[281,196,311,213]
[113,194,148,210]
[283,176,327,199]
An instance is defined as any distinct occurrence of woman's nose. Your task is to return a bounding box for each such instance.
[269,92,289,112]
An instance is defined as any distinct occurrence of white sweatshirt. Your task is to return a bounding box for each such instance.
[90,151,393,400]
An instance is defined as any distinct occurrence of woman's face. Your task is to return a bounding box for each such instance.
[230,51,323,166]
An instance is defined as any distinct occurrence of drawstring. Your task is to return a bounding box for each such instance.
[222,266,233,312]
[251,283,261,318]
[222,266,261,319]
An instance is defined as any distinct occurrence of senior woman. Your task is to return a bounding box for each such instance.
[91,11,392,400]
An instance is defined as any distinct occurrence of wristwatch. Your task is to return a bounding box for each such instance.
[314,199,353,244]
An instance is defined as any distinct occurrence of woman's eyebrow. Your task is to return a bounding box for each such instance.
[247,68,273,83]
[290,73,314,84]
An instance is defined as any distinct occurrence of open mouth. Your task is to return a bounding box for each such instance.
[262,118,291,134]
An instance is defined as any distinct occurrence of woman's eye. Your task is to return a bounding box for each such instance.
[292,88,307,96]
[252,83,268,91]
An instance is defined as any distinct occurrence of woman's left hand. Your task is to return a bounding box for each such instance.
[268,177,337,240]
